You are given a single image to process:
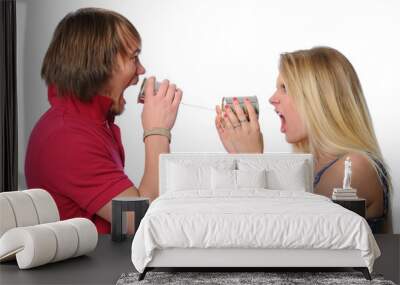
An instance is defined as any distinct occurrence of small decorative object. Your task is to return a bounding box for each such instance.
[343,156,352,190]
[332,157,358,200]
[111,197,149,242]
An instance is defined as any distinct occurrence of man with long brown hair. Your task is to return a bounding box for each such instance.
[25,8,182,234]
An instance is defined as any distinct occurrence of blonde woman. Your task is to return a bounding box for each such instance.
[215,47,391,233]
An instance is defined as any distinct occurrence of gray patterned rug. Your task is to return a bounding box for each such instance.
[116,271,396,285]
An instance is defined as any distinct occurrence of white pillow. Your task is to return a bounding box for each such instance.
[167,163,209,191]
[166,160,236,192]
[211,168,268,190]
[237,159,308,191]
[211,168,236,190]
[266,164,307,191]
[236,169,268,189]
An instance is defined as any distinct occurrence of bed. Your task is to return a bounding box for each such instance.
[131,153,380,280]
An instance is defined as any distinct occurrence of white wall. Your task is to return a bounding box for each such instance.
[17,0,400,232]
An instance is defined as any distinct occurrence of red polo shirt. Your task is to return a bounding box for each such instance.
[25,85,134,234]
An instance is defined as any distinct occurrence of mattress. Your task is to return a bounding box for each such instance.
[131,189,380,273]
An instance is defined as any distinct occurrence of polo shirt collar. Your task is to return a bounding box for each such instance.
[48,85,115,123]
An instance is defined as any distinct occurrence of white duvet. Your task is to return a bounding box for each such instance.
[131,190,380,273]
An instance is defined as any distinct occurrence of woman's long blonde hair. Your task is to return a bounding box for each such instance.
[279,46,391,193]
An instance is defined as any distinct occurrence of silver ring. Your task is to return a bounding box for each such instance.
[239,118,248,123]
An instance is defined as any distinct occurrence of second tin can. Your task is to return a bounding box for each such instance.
[221,96,259,119]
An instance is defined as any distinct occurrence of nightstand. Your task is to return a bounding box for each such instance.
[332,198,366,218]
[111,197,150,242]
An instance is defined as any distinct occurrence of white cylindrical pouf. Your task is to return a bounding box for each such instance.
[0,192,39,227]
[42,221,79,262]
[0,226,57,269]
[0,219,98,269]
[67,218,98,257]
[24,189,59,223]
[0,196,17,237]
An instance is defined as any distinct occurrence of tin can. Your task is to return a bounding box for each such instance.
[137,78,161,104]
[221,96,259,118]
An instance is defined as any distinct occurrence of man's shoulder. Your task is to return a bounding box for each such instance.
[31,107,106,147]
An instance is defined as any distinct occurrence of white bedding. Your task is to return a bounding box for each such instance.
[131,190,380,273]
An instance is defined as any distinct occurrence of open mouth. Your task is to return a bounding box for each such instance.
[276,110,286,133]
[131,77,139,85]
[119,78,138,106]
